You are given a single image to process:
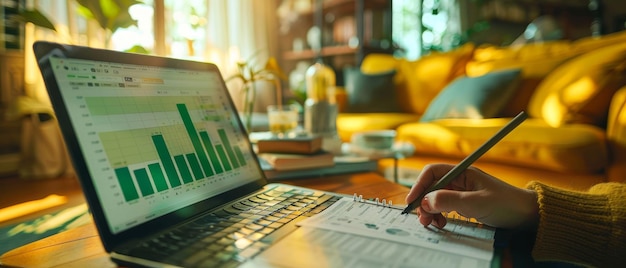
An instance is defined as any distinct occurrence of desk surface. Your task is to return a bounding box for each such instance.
[0,172,412,267]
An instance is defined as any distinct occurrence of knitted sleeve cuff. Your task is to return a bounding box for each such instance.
[526,181,611,266]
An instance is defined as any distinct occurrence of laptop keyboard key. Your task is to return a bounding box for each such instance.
[245,223,264,231]
[256,219,272,226]
[223,206,244,214]
[256,193,273,200]
[259,227,275,234]
[232,202,253,211]
[248,196,266,203]
[234,238,253,250]
[247,232,265,241]
[240,200,258,207]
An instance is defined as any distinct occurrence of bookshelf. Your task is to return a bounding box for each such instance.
[1,0,24,51]
[277,0,393,88]
[0,0,25,177]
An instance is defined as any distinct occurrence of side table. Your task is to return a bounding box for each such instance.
[341,141,415,184]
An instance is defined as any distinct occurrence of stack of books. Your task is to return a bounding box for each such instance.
[256,135,334,171]
[253,133,378,180]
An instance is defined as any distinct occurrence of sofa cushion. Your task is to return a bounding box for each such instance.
[528,42,626,128]
[336,113,421,142]
[498,77,543,117]
[396,118,608,173]
[343,68,399,113]
[468,53,576,81]
[572,29,626,54]
[420,68,522,122]
[360,43,475,114]
[467,30,626,80]
[471,41,573,64]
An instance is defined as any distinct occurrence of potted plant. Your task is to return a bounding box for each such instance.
[226,56,286,132]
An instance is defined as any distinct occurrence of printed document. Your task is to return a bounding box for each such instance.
[296,197,495,266]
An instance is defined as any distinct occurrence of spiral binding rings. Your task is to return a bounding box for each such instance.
[351,193,474,223]
[352,193,393,207]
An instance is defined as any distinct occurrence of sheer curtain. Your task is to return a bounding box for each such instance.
[23,0,104,104]
[205,0,280,112]
[22,0,280,110]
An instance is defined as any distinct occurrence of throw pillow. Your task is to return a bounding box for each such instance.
[360,43,475,114]
[343,67,399,113]
[528,42,626,128]
[420,68,522,122]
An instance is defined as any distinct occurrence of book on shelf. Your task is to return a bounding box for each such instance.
[256,134,323,154]
[260,156,379,180]
[257,151,334,171]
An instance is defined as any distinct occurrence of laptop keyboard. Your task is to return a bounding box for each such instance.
[125,186,341,267]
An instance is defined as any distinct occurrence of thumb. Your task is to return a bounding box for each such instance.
[421,189,469,214]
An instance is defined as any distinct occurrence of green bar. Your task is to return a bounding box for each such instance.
[152,134,181,187]
[114,167,139,202]
[174,155,194,184]
[134,168,155,197]
[177,104,213,177]
[185,153,204,180]
[215,144,232,171]
[218,129,240,168]
[233,146,246,166]
[199,131,223,174]
[148,163,169,192]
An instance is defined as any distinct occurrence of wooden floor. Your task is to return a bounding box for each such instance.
[0,174,85,228]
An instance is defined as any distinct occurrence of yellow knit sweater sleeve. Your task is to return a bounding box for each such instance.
[526,182,626,267]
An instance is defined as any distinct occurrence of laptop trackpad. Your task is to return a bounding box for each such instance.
[243,227,489,268]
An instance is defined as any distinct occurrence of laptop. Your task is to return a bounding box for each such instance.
[33,42,495,268]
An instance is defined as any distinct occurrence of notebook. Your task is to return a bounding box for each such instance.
[33,41,496,268]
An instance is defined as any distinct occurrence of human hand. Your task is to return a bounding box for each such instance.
[405,164,539,230]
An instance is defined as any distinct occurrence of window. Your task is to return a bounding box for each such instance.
[111,0,209,60]
[392,0,460,59]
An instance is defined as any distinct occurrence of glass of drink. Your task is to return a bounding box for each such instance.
[267,104,299,137]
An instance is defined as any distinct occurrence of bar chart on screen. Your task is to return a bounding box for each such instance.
[79,94,255,207]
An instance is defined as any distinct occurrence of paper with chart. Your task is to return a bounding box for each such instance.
[298,197,495,261]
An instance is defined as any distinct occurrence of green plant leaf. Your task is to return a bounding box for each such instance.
[125,45,150,54]
[14,9,57,32]
[100,0,121,19]
[76,0,108,29]
[75,0,141,32]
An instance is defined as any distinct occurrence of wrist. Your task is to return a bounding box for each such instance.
[521,189,540,230]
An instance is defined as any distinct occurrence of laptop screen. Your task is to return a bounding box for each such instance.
[46,55,262,234]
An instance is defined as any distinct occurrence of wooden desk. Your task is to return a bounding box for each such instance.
[0,172,412,267]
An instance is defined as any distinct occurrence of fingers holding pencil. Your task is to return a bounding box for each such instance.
[407,164,491,227]
[407,163,539,229]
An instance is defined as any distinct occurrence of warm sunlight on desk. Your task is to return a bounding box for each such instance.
[0,194,67,223]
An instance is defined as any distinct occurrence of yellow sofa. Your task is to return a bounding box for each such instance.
[337,30,626,190]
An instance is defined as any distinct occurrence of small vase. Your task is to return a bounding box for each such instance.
[241,81,257,132]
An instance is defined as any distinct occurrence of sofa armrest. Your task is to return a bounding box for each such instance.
[607,86,626,182]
